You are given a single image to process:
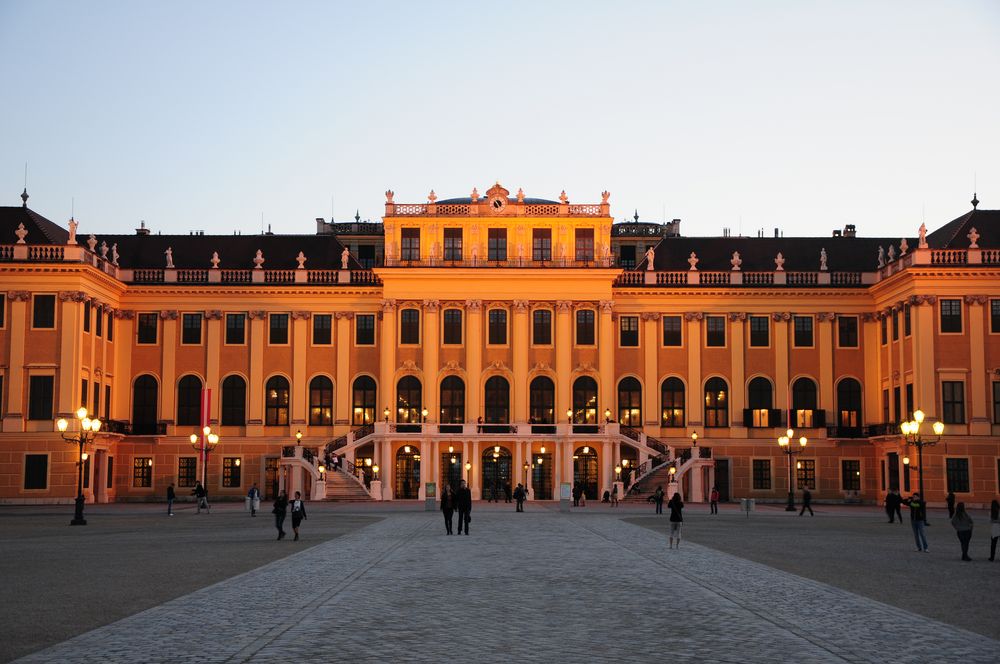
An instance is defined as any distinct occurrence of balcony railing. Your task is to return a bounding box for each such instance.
[382,256,615,269]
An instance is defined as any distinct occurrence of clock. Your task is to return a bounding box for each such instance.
[488,194,507,214]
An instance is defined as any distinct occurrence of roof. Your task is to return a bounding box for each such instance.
[925,208,1000,249]
[0,206,70,245]
[436,197,560,205]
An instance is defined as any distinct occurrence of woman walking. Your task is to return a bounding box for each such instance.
[667,492,684,549]
[273,490,288,540]
[289,491,307,541]
[989,499,999,562]
[950,502,974,561]
[441,483,456,534]
[610,483,619,507]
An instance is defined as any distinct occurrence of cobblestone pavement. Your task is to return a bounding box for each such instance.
[16,508,999,664]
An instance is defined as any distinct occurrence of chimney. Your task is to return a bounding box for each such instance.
[774,228,779,238]
[832,229,842,237]
[844,224,857,238]
[135,220,150,236]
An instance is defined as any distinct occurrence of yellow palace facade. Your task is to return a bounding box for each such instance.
[1,183,999,507]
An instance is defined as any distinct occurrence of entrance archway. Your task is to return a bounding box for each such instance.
[440,446,463,493]
[481,446,511,500]
[531,452,553,500]
[395,445,420,499]
[573,446,599,500]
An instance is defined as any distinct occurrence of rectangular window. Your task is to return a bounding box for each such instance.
[891,308,899,341]
[992,300,1000,334]
[893,387,901,423]
[749,316,769,347]
[533,310,552,345]
[133,457,152,488]
[95,307,103,337]
[269,314,289,345]
[222,457,242,488]
[0,293,5,327]
[28,375,54,420]
[178,457,197,488]
[662,316,682,346]
[945,458,970,493]
[532,229,552,261]
[137,313,158,344]
[83,456,90,489]
[443,309,462,345]
[575,228,594,262]
[905,383,913,420]
[881,316,887,344]
[882,388,890,424]
[796,459,816,490]
[356,314,375,346]
[81,378,89,409]
[619,245,636,269]
[312,314,332,345]
[793,316,813,347]
[443,228,463,261]
[940,299,962,333]
[400,309,420,344]
[903,303,911,336]
[107,312,114,341]
[993,382,1000,424]
[619,316,639,347]
[107,457,114,489]
[104,385,111,420]
[706,316,726,347]
[841,460,861,491]
[488,228,507,261]
[942,381,965,424]
[182,313,203,345]
[84,301,91,332]
[576,310,595,345]
[93,382,100,417]
[225,314,245,345]
[488,309,508,345]
[400,228,420,261]
[357,245,375,269]
[752,459,771,490]
[33,294,56,328]
[24,454,48,490]
[837,316,858,348]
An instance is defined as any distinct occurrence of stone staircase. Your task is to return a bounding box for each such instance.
[622,462,677,502]
[323,470,373,502]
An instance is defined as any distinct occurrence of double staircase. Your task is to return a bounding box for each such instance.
[323,469,374,502]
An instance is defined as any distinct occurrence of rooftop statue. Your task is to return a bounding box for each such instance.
[688,251,698,271]
[253,249,264,269]
[968,227,980,248]
[645,246,656,271]
[341,247,350,270]
[918,223,928,248]
[877,246,886,268]
[165,247,174,269]
[87,234,97,252]
[774,252,785,271]
[819,248,827,271]
[210,251,220,269]
[67,218,78,245]
[14,222,27,244]
[111,243,119,266]
[296,251,307,269]
[731,251,742,271]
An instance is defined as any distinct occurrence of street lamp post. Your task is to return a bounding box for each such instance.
[900,409,944,500]
[465,461,472,484]
[189,426,220,489]
[57,407,102,526]
[523,461,529,490]
[777,428,807,512]
[604,408,612,424]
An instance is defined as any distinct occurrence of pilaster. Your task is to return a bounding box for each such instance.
[512,300,530,422]
[160,311,178,427]
[465,300,483,421]
[599,300,615,419]
[966,295,989,434]
[3,294,28,429]
[247,311,265,435]
[555,301,573,418]
[641,312,658,426]
[291,312,309,426]
[685,313,703,425]
[335,313,352,425]
[729,313,747,435]
[379,300,397,421]
[422,301,440,421]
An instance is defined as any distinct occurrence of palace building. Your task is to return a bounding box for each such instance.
[1,183,998,507]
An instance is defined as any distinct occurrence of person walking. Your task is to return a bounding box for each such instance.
[902,492,928,552]
[289,491,307,541]
[610,483,619,508]
[799,487,814,516]
[513,483,526,512]
[885,489,900,523]
[946,492,956,518]
[166,482,176,516]
[456,480,472,535]
[667,492,684,549]
[709,486,719,515]
[572,483,581,507]
[950,502,973,561]
[891,489,903,523]
[989,499,999,562]
[272,490,289,540]
[650,486,665,515]
[247,483,261,517]
[504,483,512,504]
[441,484,456,534]
[193,481,210,514]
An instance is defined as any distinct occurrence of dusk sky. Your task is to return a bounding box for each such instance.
[1,1,998,238]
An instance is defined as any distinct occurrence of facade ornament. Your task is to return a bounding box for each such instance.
[559,190,568,204]
[205,310,223,320]
[428,189,437,204]
[100,241,109,259]
[380,299,397,312]
[86,234,98,252]
[771,312,791,321]
[58,291,87,302]
[422,299,440,312]
[644,246,655,270]
[67,218,78,245]
[899,238,908,256]
[728,312,747,321]
[599,300,614,314]
[918,223,928,248]
[210,251,221,269]
[111,243,119,265]
[334,311,355,320]
[9,291,30,302]
[247,310,267,320]
[877,246,886,268]
[819,248,828,271]
[887,245,896,262]
[383,223,395,235]
[164,247,174,269]
[385,190,394,203]
[159,310,179,320]
[116,309,135,319]
[400,359,419,372]
[816,312,836,322]
[687,251,699,271]
[488,359,509,372]
[601,190,610,203]
[443,359,463,372]
[513,300,530,312]
[774,252,785,271]
[683,312,703,321]
[574,361,596,373]
[968,227,980,248]
[531,361,551,372]
[14,222,27,244]
[860,312,877,322]
[296,251,307,269]
[516,188,525,203]
[291,311,312,320]
[892,370,900,380]
[964,295,988,305]
[253,249,264,269]
[640,312,659,321]
[464,299,482,311]
[470,187,480,202]
[555,301,574,312]
[729,251,742,271]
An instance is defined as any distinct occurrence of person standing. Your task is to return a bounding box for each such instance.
[989,499,999,562]
[441,484,456,534]
[513,483,526,512]
[273,490,289,540]
[799,488,814,516]
[902,492,928,552]
[193,481,209,514]
[667,492,684,549]
[946,492,956,518]
[289,491,307,541]
[572,483,581,507]
[456,480,472,535]
[504,483,512,504]
[166,482,176,516]
[610,483,619,508]
[247,483,261,517]
[709,486,719,515]
[650,486,665,515]
[950,502,973,561]
[891,489,903,524]
[885,489,899,523]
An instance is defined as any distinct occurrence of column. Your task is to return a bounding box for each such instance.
[818,312,834,426]
[774,314,790,420]
[381,440,392,500]
[418,439,429,499]
[3,293,28,430]
[601,441,612,496]
[205,313,222,424]
[335,313,352,425]
[729,313,746,434]
[686,313,704,425]
[513,300,530,423]
[555,301,573,418]
[513,439,523,494]
[114,313,134,423]
[247,312,265,435]
[861,313,880,424]
[160,312,178,428]
[465,301,482,422]
[599,301,615,419]
[422,301,440,422]
[291,313,309,428]
[470,440,480,498]
[642,312,659,426]
[883,310,894,420]
[967,296,989,434]
[57,294,81,416]
[911,300,936,418]
[379,300,397,422]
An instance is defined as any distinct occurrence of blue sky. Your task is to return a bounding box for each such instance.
[1,1,998,238]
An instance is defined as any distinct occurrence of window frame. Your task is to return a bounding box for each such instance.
[222,456,243,488]
[487,308,508,346]
[355,314,376,346]
[660,377,686,427]
[751,459,772,491]
[23,453,50,490]
[181,313,203,345]
[220,374,247,426]
[532,228,552,262]
[705,316,726,348]
[28,374,55,421]
[268,313,290,346]
[942,380,965,424]
[265,375,291,426]
[177,456,198,488]
[400,228,420,262]
[793,315,814,348]
[399,308,421,345]
[939,299,963,334]
[308,375,334,426]
[136,313,159,345]
[575,309,596,346]
[662,315,683,347]
[225,313,247,346]
[796,459,817,490]
[574,227,595,262]
[837,316,859,348]
[31,294,56,330]
[132,456,153,488]
[841,459,861,491]
[991,300,1000,335]
[487,228,508,262]
[748,315,769,348]
[945,457,970,493]
[312,314,333,346]
[619,315,639,347]
[443,228,463,262]
[532,309,553,346]
[442,308,463,345]
[704,377,729,428]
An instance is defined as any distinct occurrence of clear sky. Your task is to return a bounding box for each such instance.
[1,1,998,238]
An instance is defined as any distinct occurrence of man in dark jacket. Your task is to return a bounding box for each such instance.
[885,489,902,523]
[455,480,473,535]
[513,483,526,512]
[799,488,813,516]
[902,492,928,552]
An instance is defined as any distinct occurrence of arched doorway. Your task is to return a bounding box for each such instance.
[439,376,465,433]
[572,376,598,433]
[573,446,599,500]
[351,376,376,426]
[440,445,463,493]
[395,445,420,499]
[617,377,642,427]
[531,450,553,500]
[396,376,422,433]
[530,376,556,434]
[132,374,159,435]
[481,445,511,501]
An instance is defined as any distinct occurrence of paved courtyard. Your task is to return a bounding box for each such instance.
[7,502,998,663]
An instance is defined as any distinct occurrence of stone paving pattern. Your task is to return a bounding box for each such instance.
[16,508,1000,663]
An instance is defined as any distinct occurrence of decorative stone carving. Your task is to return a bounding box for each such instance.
[291,311,312,320]
[513,300,530,312]
[422,299,440,312]
[205,310,223,320]
[247,310,267,320]
[684,312,704,321]
[918,223,928,249]
[899,238,908,256]
[887,245,896,262]
[428,189,437,203]
[14,223,27,244]
[67,218,78,245]
[877,246,886,268]
[860,312,878,322]
[531,361,551,372]
[465,299,482,311]
[640,312,659,321]
[968,227,980,248]
[400,359,419,372]
[771,312,791,321]
[58,291,87,302]
[210,252,220,268]
[599,300,614,314]
[774,252,785,271]
[516,188,525,203]
[385,190,394,203]
[8,291,29,302]
[964,295,988,305]
[335,311,355,320]
[728,312,747,321]
[471,187,480,202]
[253,249,264,269]
[488,359,509,372]
[819,248,827,271]
[164,247,174,269]
[908,295,937,306]
[159,310,179,320]
[100,241,108,259]
[601,190,610,203]
[443,359,462,372]
[87,234,98,252]
[380,299,397,312]
[559,190,568,204]
[556,300,573,312]
[111,243,119,265]
[574,361,596,373]
[731,251,742,271]
[293,251,306,269]
[687,251,699,271]
[115,309,135,320]
[816,312,836,322]
[644,246,655,271]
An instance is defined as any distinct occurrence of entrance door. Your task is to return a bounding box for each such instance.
[264,457,279,499]
[887,453,900,491]
[481,447,511,500]
[440,452,463,493]
[532,452,553,500]
[573,447,599,500]
[714,459,730,501]
[395,447,420,499]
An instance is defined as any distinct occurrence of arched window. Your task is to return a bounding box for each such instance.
[309,376,333,426]
[352,376,376,426]
[617,377,642,427]
[265,376,290,426]
[484,376,510,423]
[530,376,555,424]
[396,376,422,423]
[704,377,729,427]
[572,376,598,424]
[176,375,203,426]
[132,374,158,435]
[220,375,246,426]
[747,377,774,428]
[661,377,685,427]
[792,377,818,428]
[837,378,862,431]
[440,376,465,425]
